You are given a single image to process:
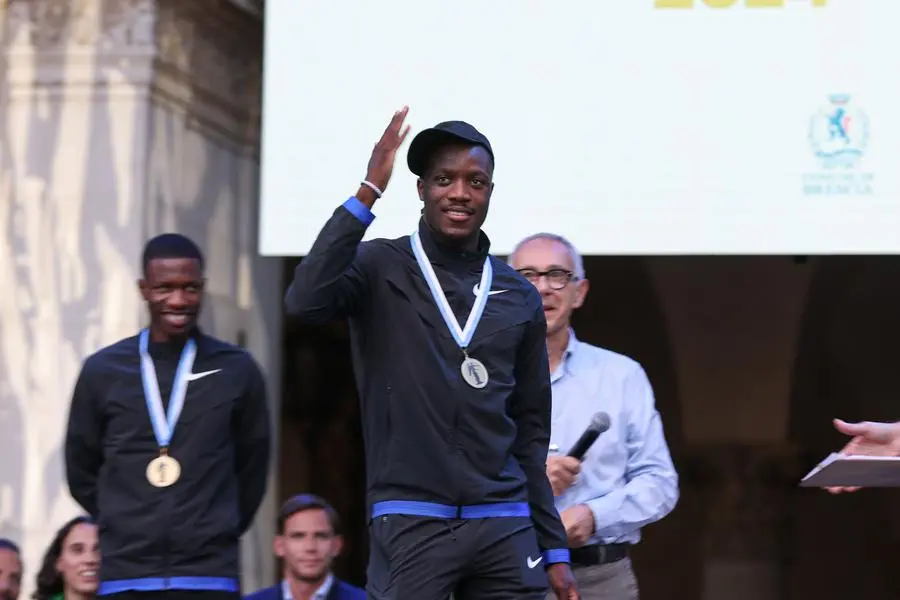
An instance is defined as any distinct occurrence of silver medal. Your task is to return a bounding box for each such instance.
[461,356,489,389]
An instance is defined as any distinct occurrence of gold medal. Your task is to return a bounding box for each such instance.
[138,328,194,489]
[146,449,181,488]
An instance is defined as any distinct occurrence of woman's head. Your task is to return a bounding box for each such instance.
[33,517,99,600]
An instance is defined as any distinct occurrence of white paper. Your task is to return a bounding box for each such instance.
[800,452,900,487]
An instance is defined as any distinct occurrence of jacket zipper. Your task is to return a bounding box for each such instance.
[162,472,172,587]
[453,379,465,513]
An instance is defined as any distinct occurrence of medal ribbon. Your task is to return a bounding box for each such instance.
[410,230,493,352]
[138,328,197,449]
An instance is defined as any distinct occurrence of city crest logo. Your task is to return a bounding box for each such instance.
[803,94,874,196]
[808,94,868,169]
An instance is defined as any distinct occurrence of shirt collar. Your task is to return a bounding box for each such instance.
[550,328,580,383]
[563,327,579,360]
[282,574,334,600]
[416,216,491,265]
[144,325,205,360]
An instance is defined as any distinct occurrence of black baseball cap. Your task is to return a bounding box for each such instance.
[406,120,494,177]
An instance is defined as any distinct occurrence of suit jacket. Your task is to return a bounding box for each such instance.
[244,579,366,600]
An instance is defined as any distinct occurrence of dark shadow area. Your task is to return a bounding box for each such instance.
[573,256,697,600]
[787,256,900,600]
[279,258,368,587]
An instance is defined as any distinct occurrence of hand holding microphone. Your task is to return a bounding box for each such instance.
[547,456,581,496]
[546,412,611,496]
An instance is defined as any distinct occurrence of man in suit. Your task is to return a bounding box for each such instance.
[244,495,364,600]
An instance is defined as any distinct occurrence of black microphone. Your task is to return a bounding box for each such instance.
[566,412,611,460]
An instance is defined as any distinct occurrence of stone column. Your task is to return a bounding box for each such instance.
[0,0,280,595]
[0,2,156,595]
[148,1,281,588]
[684,444,805,600]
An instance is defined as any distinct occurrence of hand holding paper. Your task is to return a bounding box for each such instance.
[833,418,900,458]
[801,453,900,489]
[800,419,900,493]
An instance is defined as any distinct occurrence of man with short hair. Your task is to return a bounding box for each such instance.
[509,233,679,600]
[284,108,578,599]
[244,494,364,600]
[0,539,21,600]
[65,233,272,600]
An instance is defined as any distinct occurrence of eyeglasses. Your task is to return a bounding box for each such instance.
[516,268,577,291]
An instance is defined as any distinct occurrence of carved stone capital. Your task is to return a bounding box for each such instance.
[677,443,806,560]
[2,0,158,92]
[151,0,261,153]
[1,0,261,151]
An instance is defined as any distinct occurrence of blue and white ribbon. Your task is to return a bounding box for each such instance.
[410,230,493,351]
[138,329,197,449]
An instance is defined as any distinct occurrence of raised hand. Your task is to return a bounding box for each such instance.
[364,106,411,198]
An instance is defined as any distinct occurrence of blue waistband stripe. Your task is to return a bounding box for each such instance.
[371,500,531,519]
[97,577,239,595]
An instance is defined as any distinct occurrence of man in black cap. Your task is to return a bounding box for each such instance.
[284,107,579,600]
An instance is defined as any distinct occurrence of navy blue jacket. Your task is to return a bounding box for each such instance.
[64,330,271,593]
[244,580,365,600]
[283,198,569,565]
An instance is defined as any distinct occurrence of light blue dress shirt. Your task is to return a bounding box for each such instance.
[549,329,679,547]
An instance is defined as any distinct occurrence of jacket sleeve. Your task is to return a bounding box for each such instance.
[509,300,570,565]
[234,356,272,534]
[284,197,377,323]
[64,357,103,517]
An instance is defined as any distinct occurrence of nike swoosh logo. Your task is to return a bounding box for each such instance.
[472,284,508,296]
[526,555,543,569]
[187,369,222,381]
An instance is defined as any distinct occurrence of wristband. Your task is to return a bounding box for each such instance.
[360,180,383,198]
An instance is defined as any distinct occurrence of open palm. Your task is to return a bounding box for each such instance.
[365,107,412,194]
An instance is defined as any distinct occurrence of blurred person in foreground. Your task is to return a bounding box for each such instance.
[827,418,900,493]
[284,107,578,599]
[244,495,364,600]
[32,516,99,600]
[64,233,272,600]
[0,539,21,600]
[509,233,679,600]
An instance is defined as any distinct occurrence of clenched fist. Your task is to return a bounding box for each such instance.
[546,456,581,496]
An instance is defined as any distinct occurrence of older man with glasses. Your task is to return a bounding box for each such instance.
[508,233,680,600]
